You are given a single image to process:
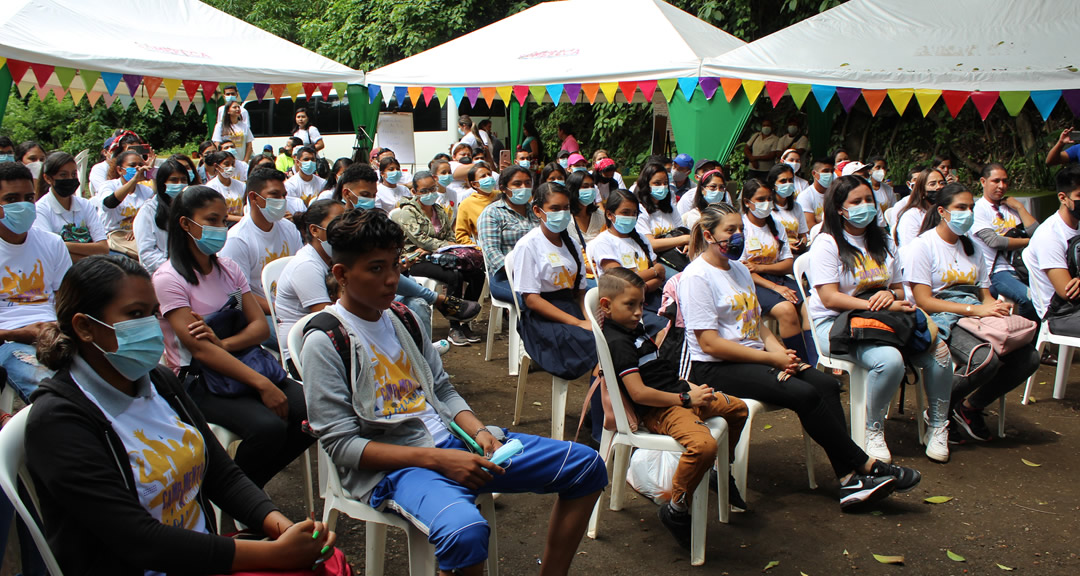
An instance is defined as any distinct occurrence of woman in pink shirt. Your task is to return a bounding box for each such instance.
[558,122,580,154]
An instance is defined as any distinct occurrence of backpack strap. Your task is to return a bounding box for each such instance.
[303,311,352,375]
[389,300,425,351]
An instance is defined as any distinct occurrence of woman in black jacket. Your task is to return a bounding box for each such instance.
[26,255,334,575]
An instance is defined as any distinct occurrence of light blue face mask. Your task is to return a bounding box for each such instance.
[228,148,243,160]
[612,215,637,235]
[88,315,165,381]
[578,187,597,205]
[164,183,185,198]
[844,203,878,229]
[818,172,834,188]
[385,170,403,185]
[508,186,532,205]
[419,192,439,206]
[558,159,568,169]
[703,187,725,204]
[775,182,796,198]
[300,160,317,175]
[124,166,138,181]
[0,154,14,164]
[186,169,196,183]
[946,209,974,235]
[477,176,497,192]
[437,174,454,188]
[572,166,587,173]
[517,160,531,169]
[542,209,572,234]
[0,201,37,235]
[354,195,376,210]
[650,185,669,200]
[257,194,287,222]
[225,95,238,103]
[553,180,565,186]
[186,219,228,255]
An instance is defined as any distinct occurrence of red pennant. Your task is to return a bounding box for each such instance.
[142,76,163,97]
[941,90,971,118]
[201,81,219,99]
[861,89,888,116]
[512,85,529,106]
[4,59,31,84]
[302,83,318,101]
[638,80,658,102]
[28,62,55,89]
[182,80,201,101]
[618,82,637,103]
[765,81,788,107]
[970,91,999,120]
[318,82,333,98]
[422,86,436,105]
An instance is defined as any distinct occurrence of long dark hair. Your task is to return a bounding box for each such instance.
[323,157,353,192]
[634,162,673,215]
[169,153,200,185]
[36,151,75,200]
[603,189,652,266]
[918,183,975,256]
[540,162,567,184]
[694,169,727,213]
[497,165,532,200]
[153,160,190,231]
[564,170,596,215]
[533,182,583,297]
[894,168,943,242]
[740,178,782,245]
[766,163,796,210]
[821,175,892,275]
[295,199,343,244]
[167,186,225,286]
[221,101,243,136]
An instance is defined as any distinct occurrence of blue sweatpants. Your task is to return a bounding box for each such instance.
[369,432,607,572]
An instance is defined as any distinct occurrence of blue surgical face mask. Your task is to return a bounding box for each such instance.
[775,182,796,198]
[612,214,637,235]
[186,169,196,182]
[650,185,669,200]
[225,95,238,103]
[419,192,439,206]
[228,148,243,160]
[124,166,137,181]
[354,195,376,211]
[0,154,14,164]
[0,201,37,235]
[542,209,572,234]
[385,170,402,185]
[477,176,497,192]
[517,159,531,169]
[844,203,878,229]
[558,159,569,169]
[817,172,834,188]
[300,160,317,175]
[257,194,287,222]
[572,166,587,173]
[946,209,974,235]
[703,187,725,204]
[508,186,532,205]
[578,187,597,205]
[87,315,165,381]
[437,174,454,188]
[554,179,565,186]
[164,183,185,198]
[185,219,228,255]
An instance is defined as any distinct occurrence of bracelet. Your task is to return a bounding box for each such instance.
[474,426,492,438]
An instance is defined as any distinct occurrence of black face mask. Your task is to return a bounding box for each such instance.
[53,178,80,198]
[1069,197,1080,220]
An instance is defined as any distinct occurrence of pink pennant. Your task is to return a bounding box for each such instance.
[179,97,192,114]
[638,80,657,102]
[970,91,999,120]
[29,62,55,89]
[765,81,787,107]
[422,86,436,105]
[512,85,529,106]
[102,93,119,109]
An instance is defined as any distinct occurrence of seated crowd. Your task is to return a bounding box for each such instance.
[1,107,1079,574]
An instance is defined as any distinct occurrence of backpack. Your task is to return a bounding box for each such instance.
[1046,234,1080,337]
[301,301,423,375]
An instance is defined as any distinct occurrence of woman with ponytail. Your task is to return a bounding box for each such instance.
[903,183,1038,443]
[34,151,108,261]
[679,204,921,509]
[133,159,189,274]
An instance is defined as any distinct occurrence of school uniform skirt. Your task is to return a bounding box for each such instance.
[518,289,597,380]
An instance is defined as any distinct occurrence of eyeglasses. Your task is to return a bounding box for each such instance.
[416,186,438,195]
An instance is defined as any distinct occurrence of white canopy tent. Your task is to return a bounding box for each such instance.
[701,0,1080,91]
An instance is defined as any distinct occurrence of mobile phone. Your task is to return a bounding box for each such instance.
[499,149,511,166]
[132,144,150,159]
[1070,130,1080,142]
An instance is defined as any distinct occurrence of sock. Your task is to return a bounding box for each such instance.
[801,330,819,367]
[783,334,810,366]
[669,497,688,512]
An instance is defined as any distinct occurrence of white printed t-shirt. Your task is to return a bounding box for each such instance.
[740,214,792,265]
[772,203,808,250]
[35,191,107,243]
[636,208,681,238]
[275,244,331,360]
[205,176,246,219]
[587,230,655,276]
[284,173,327,206]
[807,231,898,321]
[972,196,1022,275]
[133,196,171,275]
[376,183,412,213]
[512,227,587,294]
[796,185,827,223]
[679,257,764,362]
[1023,212,1080,319]
[219,214,302,300]
[0,227,71,330]
[95,179,155,233]
[894,207,926,249]
[903,229,989,293]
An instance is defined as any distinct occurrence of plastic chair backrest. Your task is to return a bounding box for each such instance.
[502,248,521,315]
[792,252,828,354]
[0,408,65,576]
[583,287,635,435]
[286,311,322,381]
[884,205,899,232]
[261,256,293,324]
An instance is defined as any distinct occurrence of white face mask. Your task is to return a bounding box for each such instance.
[750,201,773,219]
[760,126,773,136]
[787,125,798,136]
[784,161,801,173]
[871,169,886,183]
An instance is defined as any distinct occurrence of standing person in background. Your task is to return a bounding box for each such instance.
[558,123,580,154]
[520,122,542,165]
[88,133,122,194]
[457,115,479,148]
[276,136,302,175]
[780,149,810,192]
[35,151,108,261]
[293,108,325,154]
[215,84,251,125]
[212,101,254,163]
[284,146,326,206]
[776,117,809,158]
[477,119,496,155]
[743,120,779,181]
[134,160,189,275]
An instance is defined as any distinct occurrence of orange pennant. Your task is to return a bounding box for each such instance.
[581,83,600,104]
[480,87,496,107]
[618,82,637,103]
[720,78,742,102]
[861,89,888,116]
[270,84,286,103]
[407,86,423,106]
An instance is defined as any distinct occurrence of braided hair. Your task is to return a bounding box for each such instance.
[741,178,783,247]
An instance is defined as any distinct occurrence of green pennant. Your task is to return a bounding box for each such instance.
[657,79,678,102]
[333,83,348,100]
[999,91,1030,116]
[788,84,812,109]
[528,84,547,104]
[79,69,101,93]
[54,66,77,90]
[435,87,450,106]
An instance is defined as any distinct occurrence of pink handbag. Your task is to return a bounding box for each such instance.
[956,314,1037,356]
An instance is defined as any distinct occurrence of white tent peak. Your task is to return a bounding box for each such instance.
[366,0,746,88]
[702,0,1080,91]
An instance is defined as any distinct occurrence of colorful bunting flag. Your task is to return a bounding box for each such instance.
[142,76,163,97]
[887,88,914,115]
[861,89,887,116]
[122,74,142,96]
[101,72,123,96]
[286,83,303,101]
[28,62,53,89]
[162,78,181,100]
[677,78,698,102]
[54,67,76,91]
[87,91,101,107]
[368,84,381,104]
[303,83,318,101]
[788,84,812,109]
[657,79,678,102]
[52,87,68,104]
[4,60,30,84]
[334,83,348,100]
[598,82,618,103]
[581,83,600,104]
[193,96,205,114]
[150,97,164,112]
[318,82,333,98]
[117,94,133,109]
[914,89,941,116]
[564,84,582,105]
[235,82,253,99]
[421,86,436,105]
[618,82,637,103]
[528,84,546,104]
[462,87,478,106]
[811,85,836,111]
[253,83,270,102]
[765,81,787,107]
[546,84,564,106]
[434,87,449,106]
[407,86,422,106]
[638,80,658,102]
[715,78,738,102]
[999,91,1029,116]
[941,90,970,118]
[80,69,101,93]
[271,84,287,103]
[481,87,496,107]
[382,87,394,106]
[835,87,861,112]
[1062,89,1080,117]
[1030,90,1061,120]
[70,88,86,105]
[742,80,765,104]
[178,96,192,114]
[201,81,219,99]
[182,80,200,101]
[36,87,50,102]
[495,86,513,105]
[391,86,406,105]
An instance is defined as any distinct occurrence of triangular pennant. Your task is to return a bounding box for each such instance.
[334,83,348,100]
[123,74,142,96]
[765,81,787,107]
[235,82,253,100]
[135,95,150,112]
[286,83,303,101]
[87,91,102,107]
[564,84,582,105]
[941,90,970,118]
[102,72,124,95]
[638,80,658,102]
[914,88,941,116]
[182,80,201,101]
[528,85,546,104]
[458,87,473,106]
[381,87,393,106]
[253,83,270,102]
[836,87,861,112]
[178,97,192,114]
[5,59,30,84]
[407,86,422,106]
[271,84,286,103]
[1030,90,1061,121]
[421,86,436,105]
[618,81,637,103]
[495,86,512,104]
[481,87,496,107]
[201,81,219,100]
[434,87,449,106]
[0,57,5,70]
[657,79,677,102]
[36,87,51,102]
[393,86,408,104]
[162,78,181,99]
[193,96,205,114]
[14,82,32,98]
[677,78,698,102]
[142,76,163,97]
[1062,89,1080,117]
[54,66,76,90]
[52,87,68,103]
[788,84,812,109]
[28,62,54,89]
[367,84,381,104]
[117,94,134,109]
[163,97,179,114]
[80,69,101,93]
[546,84,564,106]
[69,88,86,105]
[887,88,914,115]
[581,83,600,104]
[150,97,164,112]
[811,85,836,111]
[999,91,1030,116]
[302,82,318,101]
[102,92,118,109]
[598,82,618,103]
[861,89,888,116]
[318,82,333,99]
[512,85,529,105]
[742,80,765,104]
[717,78,739,102]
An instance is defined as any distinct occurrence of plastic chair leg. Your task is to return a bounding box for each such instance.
[690,476,709,566]
[732,401,763,502]
[1054,345,1074,400]
[715,427,730,524]
[998,395,1007,438]
[508,314,520,376]
[0,385,13,414]
[512,355,530,426]
[587,428,614,540]
[609,444,631,511]
[303,448,315,518]
[1022,333,1047,405]
[551,377,569,440]
[485,307,499,362]
[323,505,340,530]
[405,524,436,576]
[366,521,388,576]
[479,495,499,576]
[848,366,868,449]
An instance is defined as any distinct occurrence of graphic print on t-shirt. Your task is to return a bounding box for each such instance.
[745,236,779,264]
[853,255,890,293]
[263,243,292,269]
[129,418,206,529]
[548,252,576,290]
[730,290,761,341]
[992,210,1019,233]
[1,262,46,305]
[941,265,977,287]
[372,348,428,417]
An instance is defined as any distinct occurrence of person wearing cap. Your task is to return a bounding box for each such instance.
[670,153,694,201]
[776,117,809,158]
[780,149,811,193]
[592,157,623,202]
[591,149,625,187]
[88,134,120,195]
[676,158,728,215]
[743,119,780,180]
[839,160,888,229]
[567,152,589,174]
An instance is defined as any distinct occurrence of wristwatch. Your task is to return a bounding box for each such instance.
[679,391,692,408]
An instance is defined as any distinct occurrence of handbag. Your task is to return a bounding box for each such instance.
[1046,234,1080,337]
[187,295,287,397]
[575,373,639,443]
[424,246,485,273]
[655,227,691,272]
[947,324,999,378]
[955,314,1036,357]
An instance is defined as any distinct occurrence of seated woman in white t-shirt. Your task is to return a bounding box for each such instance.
[904,183,1039,443]
[212,101,254,163]
[133,159,189,275]
[766,163,809,255]
[292,108,324,154]
[513,182,596,381]
[218,140,250,181]
[634,162,687,279]
[375,156,412,212]
[34,151,108,261]
[780,148,811,193]
[565,169,605,245]
[1024,164,1080,325]
[893,168,945,249]
[681,168,730,230]
[95,149,155,258]
[201,151,245,224]
[738,178,816,368]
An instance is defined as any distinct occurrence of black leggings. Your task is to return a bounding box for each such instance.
[408,262,486,328]
[690,361,868,478]
[952,343,1040,411]
[190,377,314,488]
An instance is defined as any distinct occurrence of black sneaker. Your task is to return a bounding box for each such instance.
[728,474,747,513]
[461,324,482,343]
[952,404,993,442]
[868,460,922,493]
[447,328,471,347]
[657,502,692,549]
[839,474,896,510]
[439,296,481,322]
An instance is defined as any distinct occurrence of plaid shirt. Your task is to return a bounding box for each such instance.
[477,199,539,273]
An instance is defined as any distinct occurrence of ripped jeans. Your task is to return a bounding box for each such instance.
[0,342,53,403]
[814,317,953,430]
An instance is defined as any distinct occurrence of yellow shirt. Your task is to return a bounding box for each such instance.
[454,192,497,244]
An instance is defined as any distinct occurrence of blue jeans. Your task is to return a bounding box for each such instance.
[814,316,953,429]
[0,342,53,403]
[488,269,514,305]
[396,275,438,340]
[990,270,1037,321]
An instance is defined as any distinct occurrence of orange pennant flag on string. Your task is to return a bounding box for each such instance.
[719,78,742,102]
[142,77,163,97]
[581,83,600,104]
[270,84,286,103]
[407,86,423,106]
[481,87,497,107]
[861,89,888,116]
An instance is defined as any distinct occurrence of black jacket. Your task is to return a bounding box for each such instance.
[26,365,278,576]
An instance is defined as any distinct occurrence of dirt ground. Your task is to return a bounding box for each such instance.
[6,310,1080,575]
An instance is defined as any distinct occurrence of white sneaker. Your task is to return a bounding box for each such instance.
[864,428,891,464]
[924,423,950,462]
[433,339,450,355]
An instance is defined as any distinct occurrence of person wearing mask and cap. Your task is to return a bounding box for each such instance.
[743,119,780,181]
[88,133,121,195]
[838,160,888,229]
[284,146,326,206]
[670,153,695,202]
[591,150,626,187]
[215,85,251,126]
[275,136,302,175]
[776,117,809,158]
[567,152,590,174]
[797,157,835,230]
[780,149,810,192]
[676,158,728,216]
[592,157,622,202]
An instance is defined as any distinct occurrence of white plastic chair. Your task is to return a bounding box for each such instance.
[480,244,521,375]
[583,288,728,566]
[288,313,498,576]
[884,205,899,233]
[0,407,65,576]
[732,399,818,502]
[1,385,14,415]
[261,256,316,518]
[1023,321,1080,405]
[504,249,571,440]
